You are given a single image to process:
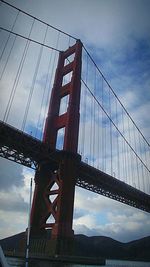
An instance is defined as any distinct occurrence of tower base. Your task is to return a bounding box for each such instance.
[29,235,75,257]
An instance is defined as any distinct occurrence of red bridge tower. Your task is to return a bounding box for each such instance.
[30,40,82,255]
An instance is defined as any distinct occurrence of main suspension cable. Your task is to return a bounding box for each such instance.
[81,78,150,174]
[0,10,19,62]
[3,19,35,123]
[21,24,49,132]
[0,27,61,53]
[0,0,77,41]
[83,45,150,148]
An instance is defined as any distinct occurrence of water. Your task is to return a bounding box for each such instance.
[6,257,150,267]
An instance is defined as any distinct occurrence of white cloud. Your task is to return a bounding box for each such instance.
[0,158,24,189]
[73,187,150,242]
[74,214,96,229]
[3,0,150,51]
[0,210,27,239]
[0,166,34,239]
[0,189,27,212]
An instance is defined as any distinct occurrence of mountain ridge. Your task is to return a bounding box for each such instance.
[74,234,150,261]
[0,232,150,261]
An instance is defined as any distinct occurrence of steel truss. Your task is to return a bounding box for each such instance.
[0,120,59,169]
[0,120,150,213]
[78,162,150,213]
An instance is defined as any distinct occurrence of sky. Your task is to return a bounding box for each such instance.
[0,0,150,242]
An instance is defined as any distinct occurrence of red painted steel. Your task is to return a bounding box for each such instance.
[30,40,82,244]
[43,40,82,152]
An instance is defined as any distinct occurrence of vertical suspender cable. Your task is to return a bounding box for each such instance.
[3,40,30,122]
[97,75,100,169]
[35,41,53,138]
[144,143,150,194]
[127,116,134,186]
[40,31,60,139]
[133,124,140,190]
[101,78,104,172]
[109,88,113,176]
[21,24,48,132]
[90,91,92,165]
[126,114,130,185]
[121,109,125,181]
[0,10,19,62]
[122,109,127,183]
[0,34,17,80]
[115,98,120,179]
[81,52,88,159]
[138,133,145,191]
[3,32,32,122]
[3,19,35,123]
[25,178,33,267]
[39,50,54,140]
[93,66,96,167]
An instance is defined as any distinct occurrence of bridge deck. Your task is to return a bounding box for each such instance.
[0,120,150,212]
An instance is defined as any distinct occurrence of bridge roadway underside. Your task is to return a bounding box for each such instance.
[0,120,150,212]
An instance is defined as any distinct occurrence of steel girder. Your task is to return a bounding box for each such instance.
[78,162,150,213]
[0,120,150,213]
[0,120,59,169]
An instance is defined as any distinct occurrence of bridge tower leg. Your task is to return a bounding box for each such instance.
[30,40,82,256]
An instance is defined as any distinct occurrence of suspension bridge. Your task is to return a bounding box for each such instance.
[0,0,150,257]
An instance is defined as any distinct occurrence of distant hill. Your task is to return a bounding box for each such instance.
[74,234,150,261]
[1,232,150,261]
[0,232,25,251]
